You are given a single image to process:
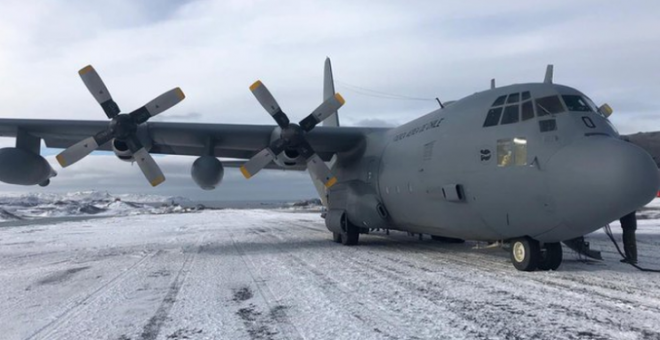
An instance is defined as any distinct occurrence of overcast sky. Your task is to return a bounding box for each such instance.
[1,0,659,200]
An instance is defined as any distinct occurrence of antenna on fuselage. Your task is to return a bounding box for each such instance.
[544,64,554,84]
[435,97,444,109]
[490,78,496,89]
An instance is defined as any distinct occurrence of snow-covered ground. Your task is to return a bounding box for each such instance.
[1,208,660,340]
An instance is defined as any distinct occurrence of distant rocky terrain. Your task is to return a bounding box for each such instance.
[0,191,196,222]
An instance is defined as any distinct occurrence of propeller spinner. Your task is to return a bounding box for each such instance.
[240,80,343,188]
[56,65,185,187]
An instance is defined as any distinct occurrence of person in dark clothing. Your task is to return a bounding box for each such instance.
[619,211,638,264]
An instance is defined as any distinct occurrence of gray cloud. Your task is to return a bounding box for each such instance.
[352,119,398,128]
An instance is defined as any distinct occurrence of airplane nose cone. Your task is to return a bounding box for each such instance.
[546,136,659,235]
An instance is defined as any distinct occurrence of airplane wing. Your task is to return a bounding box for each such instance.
[0,118,385,163]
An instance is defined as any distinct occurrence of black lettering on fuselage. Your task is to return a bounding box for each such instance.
[393,118,445,142]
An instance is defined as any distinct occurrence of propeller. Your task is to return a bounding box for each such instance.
[56,65,185,187]
[240,80,343,188]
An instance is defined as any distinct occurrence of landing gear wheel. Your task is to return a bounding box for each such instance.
[510,237,540,271]
[538,242,563,271]
[332,232,342,243]
[340,215,359,246]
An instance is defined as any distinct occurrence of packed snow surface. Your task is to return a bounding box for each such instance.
[1,209,660,340]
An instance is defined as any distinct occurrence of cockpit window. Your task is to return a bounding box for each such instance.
[562,95,593,112]
[500,105,519,125]
[492,95,507,106]
[521,91,531,101]
[535,95,565,116]
[483,107,503,127]
[506,93,520,104]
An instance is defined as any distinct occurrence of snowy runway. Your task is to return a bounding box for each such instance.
[1,210,660,340]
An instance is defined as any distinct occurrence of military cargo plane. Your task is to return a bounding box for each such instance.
[1,59,659,271]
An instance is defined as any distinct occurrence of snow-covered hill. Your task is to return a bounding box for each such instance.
[0,191,194,222]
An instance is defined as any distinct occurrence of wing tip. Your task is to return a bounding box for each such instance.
[240,165,252,179]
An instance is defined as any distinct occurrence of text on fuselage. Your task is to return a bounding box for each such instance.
[393,118,444,142]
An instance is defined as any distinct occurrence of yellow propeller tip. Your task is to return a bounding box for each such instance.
[78,65,94,75]
[325,177,338,188]
[150,176,166,187]
[335,93,345,105]
[240,166,252,179]
[56,154,68,168]
[175,87,186,100]
[249,80,263,92]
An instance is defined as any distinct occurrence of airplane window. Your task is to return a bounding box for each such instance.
[539,119,557,132]
[521,101,534,121]
[500,105,519,125]
[583,96,601,113]
[483,107,503,127]
[514,138,527,166]
[497,139,513,167]
[562,95,593,112]
[522,91,531,101]
[535,95,565,116]
[506,93,520,104]
[492,95,507,106]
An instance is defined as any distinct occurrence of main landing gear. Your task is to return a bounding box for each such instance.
[510,237,563,271]
[332,215,360,246]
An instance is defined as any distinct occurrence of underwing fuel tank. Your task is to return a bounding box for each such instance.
[191,156,224,190]
[0,148,56,186]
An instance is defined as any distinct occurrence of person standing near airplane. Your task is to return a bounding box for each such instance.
[620,211,638,264]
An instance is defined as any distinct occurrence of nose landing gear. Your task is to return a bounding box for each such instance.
[510,237,563,271]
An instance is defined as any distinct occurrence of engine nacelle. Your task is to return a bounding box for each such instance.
[0,148,56,186]
[112,139,134,162]
[270,127,305,168]
[191,156,224,190]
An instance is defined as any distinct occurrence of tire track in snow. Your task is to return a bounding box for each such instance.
[229,231,305,340]
[25,251,157,340]
[351,235,660,338]
[247,225,442,340]
[138,247,197,340]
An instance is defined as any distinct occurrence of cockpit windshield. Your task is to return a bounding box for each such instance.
[562,95,593,112]
[535,95,565,116]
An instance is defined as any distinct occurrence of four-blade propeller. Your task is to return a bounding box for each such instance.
[240,80,344,188]
[55,65,185,187]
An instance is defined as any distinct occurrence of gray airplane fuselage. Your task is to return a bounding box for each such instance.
[330,82,659,243]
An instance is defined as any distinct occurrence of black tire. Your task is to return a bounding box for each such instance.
[332,232,342,243]
[431,235,465,243]
[538,242,563,271]
[510,237,541,271]
[341,229,359,245]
